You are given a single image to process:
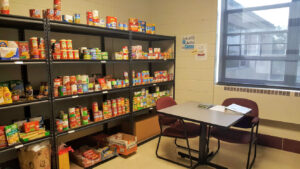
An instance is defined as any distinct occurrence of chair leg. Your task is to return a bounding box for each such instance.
[175,137,199,153]
[246,139,253,169]
[155,134,162,157]
[185,137,193,168]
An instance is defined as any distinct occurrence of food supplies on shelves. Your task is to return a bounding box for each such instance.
[102,97,130,119]
[0,37,46,60]
[114,46,129,60]
[0,0,9,14]
[118,22,128,31]
[132,70,174,86]
[106,16,117,29]
[55,97,129,132]
[0,80,48,105]
[80,47,108,60]
[51,39,79,60]
[133,87,171,111]
[53,73,129,97]
[131,45,172,60]
[0,116,49,148]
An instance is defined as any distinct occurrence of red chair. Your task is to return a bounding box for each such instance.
[209,98,259,169]
[155,96,201,168]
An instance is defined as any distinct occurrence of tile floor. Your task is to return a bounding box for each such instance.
[71,137,300,169]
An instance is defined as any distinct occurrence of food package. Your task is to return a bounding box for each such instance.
[54,9,61,21]
[0,0,9,14]
[30,9,41,18]
[0,47,19,60]
[107,133,137,156]
[24,121,40,133]
[0,126,7,148]
[70,146,101,168]
[18,141,51,169]
[4,124,20,146]
[99,18,106,27]
[0,40,8,47]
[62,15,73,23]
[43,9,54,20]
[18,41,30,59]
[106,16,117,29]
[14,120,27,132]
[58,144,73,169]
[10,80,24,97]
[138,20,146,32]
[19,129,50,142]
[129,18,138,32]
[30,116,44,128]
[3,86,12,104]
[0,87,4,105]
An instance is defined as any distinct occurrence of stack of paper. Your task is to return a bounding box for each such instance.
[226,104,251,114]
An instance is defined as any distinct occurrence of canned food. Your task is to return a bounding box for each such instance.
[54,0,61,10]
[90,48,96,60]
[31,49,39,59]
[74,13,80,24]
[53,53,61,60]
[101,52,108,60]
[70,76,76,84]
[86,11,93,26]
[95,84,101,91]
[39,49,45,59]
[77,84,83,94]
[82,84,88,93]
[29,9,41,18]
[60,39,67,50]
[73,50,79,59]
[66,39,72,50]
[29,37,38,49]
[53,87,58,97]
[0,0,9,14]
[92,102,98,113]
[61,50,68,59]
[58,86,64,96]
[63,76,70,85]
[67,50,73,59]
[66,85,71,95]
[54,78,62,87]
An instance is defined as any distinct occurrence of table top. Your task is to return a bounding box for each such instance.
[158,102,245,127]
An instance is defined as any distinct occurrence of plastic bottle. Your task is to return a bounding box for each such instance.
[3,87,12,104]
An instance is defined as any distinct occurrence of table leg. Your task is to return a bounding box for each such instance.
[199,124,208,164]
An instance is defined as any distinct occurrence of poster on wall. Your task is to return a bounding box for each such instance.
[182,35,195,50]
[192,44,207,61]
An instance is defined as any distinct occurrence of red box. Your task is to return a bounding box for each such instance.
[128,18,138,32]
[106,16,117,29]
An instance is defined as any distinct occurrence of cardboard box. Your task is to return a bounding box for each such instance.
[107,133,137,156]
[122,114,160,143]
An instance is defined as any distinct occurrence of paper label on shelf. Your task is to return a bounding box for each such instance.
[14,61,23,64]
[72,95,79,98]
[153,83,157,86]
[68,130,75,134]
[103,91,108,94]
[15,144,24,149]
[149,107,153,110]
[101,61,107,63]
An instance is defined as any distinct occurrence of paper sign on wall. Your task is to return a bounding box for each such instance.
[182,35,195,50]
[192,44,207,61]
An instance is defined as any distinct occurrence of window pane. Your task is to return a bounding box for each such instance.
[261,44,286,56]
[225,60,285,81]
[227,8,289,33]
[228,45,240,56]
[228,0,291,10]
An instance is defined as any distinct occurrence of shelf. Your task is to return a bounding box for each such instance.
[0,60,47,65]
[132,80,174,90]
[0,98,49,110]
[56,113,131,137]
[133,106,156,115]
[131,31,176,41]
[0,136,51,154]
[53,87,130,102]
[50,20,130,39]
[132,59,175,63]
[52,60,129,64]
[0,14,44,30]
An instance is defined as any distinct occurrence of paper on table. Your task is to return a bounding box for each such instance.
[226,104,251,115]
[209,105,226,112]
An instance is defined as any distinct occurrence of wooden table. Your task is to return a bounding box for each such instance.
[158,102,246,169]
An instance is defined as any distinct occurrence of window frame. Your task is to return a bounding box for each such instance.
[216,0,300,90]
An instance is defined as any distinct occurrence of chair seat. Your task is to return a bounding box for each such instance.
[210,127,255,144]
[163,122,201,138]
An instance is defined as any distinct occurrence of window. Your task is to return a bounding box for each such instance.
[216,0,300,89]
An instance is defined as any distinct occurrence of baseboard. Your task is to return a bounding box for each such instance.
[257,134,300,154]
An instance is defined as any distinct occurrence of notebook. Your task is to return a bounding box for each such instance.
[226,104,251,115]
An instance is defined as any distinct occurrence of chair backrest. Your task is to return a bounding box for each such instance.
[156,96,178,126]
[222,98,259,128]
[156,96,177,110]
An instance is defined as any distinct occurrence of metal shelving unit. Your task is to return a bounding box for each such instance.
[0,14,176,169]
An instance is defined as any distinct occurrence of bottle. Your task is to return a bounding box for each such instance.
[3,87,12,104]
